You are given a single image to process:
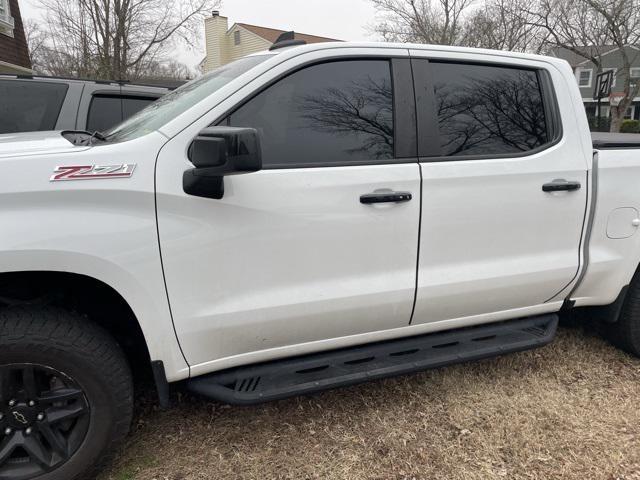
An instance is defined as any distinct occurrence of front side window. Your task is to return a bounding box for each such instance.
[0,80,68,134]
[631,67,640,79]
[430,62,549,157]
[226,60,394,168]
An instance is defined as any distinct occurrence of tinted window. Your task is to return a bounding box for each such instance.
[227,60,394,168]
[431,63,549,157]
[87,96,123,132]
[0,80,68,134]
[122,97,157,119]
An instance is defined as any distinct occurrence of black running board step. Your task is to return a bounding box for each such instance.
[187,314,558,405]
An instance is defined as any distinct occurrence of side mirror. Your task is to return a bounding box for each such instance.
[183,127,262,199]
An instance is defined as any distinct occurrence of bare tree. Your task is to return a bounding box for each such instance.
[142,59,195,81]
[370,0,476,45]
[525,0,640,132]
[24,19,86,76]
[23,20,46,71]
[462,0,549,52]
[369,0,548,51]
[30,0,219,80]
[370,0,640,132]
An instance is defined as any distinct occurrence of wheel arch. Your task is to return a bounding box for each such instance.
[0,264,188,387]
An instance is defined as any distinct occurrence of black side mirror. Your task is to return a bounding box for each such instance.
[183,127,262,199]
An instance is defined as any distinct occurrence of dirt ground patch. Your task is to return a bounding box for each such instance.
[98,323,640,480]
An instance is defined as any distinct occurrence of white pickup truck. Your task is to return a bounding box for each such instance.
[1,37,640,480]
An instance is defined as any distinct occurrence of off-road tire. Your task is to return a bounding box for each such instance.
[608,272,640,357]
[0,306,133,480]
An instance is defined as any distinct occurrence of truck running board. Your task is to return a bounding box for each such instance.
[187,314,558,405]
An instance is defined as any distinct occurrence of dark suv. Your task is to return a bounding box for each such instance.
[0,75,182,135]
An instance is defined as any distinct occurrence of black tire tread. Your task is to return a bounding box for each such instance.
[0,306,133,480]
[609,271,640,357]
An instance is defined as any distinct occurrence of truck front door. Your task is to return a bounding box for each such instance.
[156,54,422,371]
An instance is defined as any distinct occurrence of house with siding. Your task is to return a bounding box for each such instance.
[202,11,340,72]
[550,45,640,121]
[0,0,32,74]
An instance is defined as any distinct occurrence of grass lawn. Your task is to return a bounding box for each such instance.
[99,323,640,480]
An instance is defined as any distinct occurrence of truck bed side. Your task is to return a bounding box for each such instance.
[573,136,640,306]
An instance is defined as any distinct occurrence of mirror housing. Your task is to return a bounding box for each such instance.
[183,127,262,199]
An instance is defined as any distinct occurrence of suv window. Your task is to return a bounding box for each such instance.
[122,97,157,119]
[226,60,394,168]
[430,62,549,157]
[87,95,123,132]
[0,80,68,134]
[87,95,160,132]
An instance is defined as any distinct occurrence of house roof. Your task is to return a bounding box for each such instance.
[549,45,639,67]
[235,23,340,44]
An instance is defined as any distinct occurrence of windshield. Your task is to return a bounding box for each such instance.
[103,55,273,143]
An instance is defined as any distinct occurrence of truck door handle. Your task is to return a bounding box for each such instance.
[360,191,412,204]
[542,180,581,192]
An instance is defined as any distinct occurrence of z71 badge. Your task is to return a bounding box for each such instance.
[50,164,136,181]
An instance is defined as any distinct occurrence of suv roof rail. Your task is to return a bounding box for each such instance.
[269,31,306,51]
[0,73,183,90]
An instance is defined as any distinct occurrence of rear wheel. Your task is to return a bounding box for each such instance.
[0,307,133,480]
[608,271,640,357]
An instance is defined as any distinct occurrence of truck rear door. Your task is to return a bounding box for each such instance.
[409,54,589,326]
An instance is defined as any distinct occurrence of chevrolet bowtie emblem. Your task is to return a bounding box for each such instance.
[12,411,28,425]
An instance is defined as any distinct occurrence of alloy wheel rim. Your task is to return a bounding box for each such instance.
[0,364,90,479]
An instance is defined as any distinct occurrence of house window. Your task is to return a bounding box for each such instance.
[234,30,241,45]
[0,0,15,37]
[598,105,611,118]
[624,106,635,120]
[594,105,632,118]
[631,68,640,79]
[576,68,593,88]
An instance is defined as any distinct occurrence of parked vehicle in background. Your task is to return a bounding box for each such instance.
[0,75,181,135]
[2,36,640,479]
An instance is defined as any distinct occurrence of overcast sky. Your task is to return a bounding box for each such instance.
[19,0,380,70]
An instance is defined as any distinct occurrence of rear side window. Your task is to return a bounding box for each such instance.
[225,60,394,168]
[87,96,123,132]
[430,62,549,157]
[0,80,68,134]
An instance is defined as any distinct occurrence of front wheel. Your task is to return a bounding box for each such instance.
[0,307,133,480]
